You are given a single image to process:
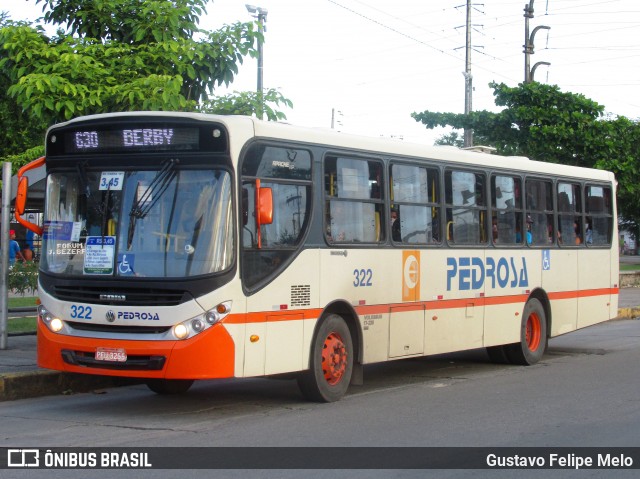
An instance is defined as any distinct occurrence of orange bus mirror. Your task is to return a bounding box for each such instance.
[14,156,46,236]
[15,177,29,215]
[258,187,273,225]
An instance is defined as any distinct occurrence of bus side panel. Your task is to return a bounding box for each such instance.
[423,250,484,355]
[242,250,321,377]
[545,249,578,337]
[320,249,389,364]
[577,248,615,329]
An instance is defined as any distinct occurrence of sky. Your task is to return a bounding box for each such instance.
[4,0,640,145]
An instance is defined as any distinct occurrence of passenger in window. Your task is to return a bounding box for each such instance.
[516,216,533,244]
[391,208,401,242]
[492,216,498,242]
[574,220,582,245]
[585,219,593,244]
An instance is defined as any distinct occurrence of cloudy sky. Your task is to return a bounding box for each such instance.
[5,0,640,144]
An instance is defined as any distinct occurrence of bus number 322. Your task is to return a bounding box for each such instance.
[353,268,373,287]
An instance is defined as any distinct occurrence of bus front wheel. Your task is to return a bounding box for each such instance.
[146,379,194,394]
[297,314,353,402]
[505,298,548,365]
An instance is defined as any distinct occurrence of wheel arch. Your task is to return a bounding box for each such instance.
[528,288,551,338]
[315,300,363,365]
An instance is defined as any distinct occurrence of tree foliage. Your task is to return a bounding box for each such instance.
[0,14,48,160]
[413,81,640,230]
[0,0,292,167]
[202,89,293,122]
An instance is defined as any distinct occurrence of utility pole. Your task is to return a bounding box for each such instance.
[1,162,11,350]
[524,0,550,83]
[456,1,482,147]
[463,0,473,148]
[246,5,268,119]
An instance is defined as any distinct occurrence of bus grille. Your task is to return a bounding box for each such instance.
[53,285,189,306]
[67,321,171,335]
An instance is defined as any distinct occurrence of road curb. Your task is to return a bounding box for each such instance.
[0,370,141,402]
[616,307,640,319]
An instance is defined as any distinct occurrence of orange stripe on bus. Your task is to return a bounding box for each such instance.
[221,287,617,325]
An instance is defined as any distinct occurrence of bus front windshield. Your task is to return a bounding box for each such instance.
[41,163,233,278]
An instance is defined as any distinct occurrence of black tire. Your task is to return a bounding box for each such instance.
[146,379,194,395]
[486,345,511,364]
[297,314,353,402]
[505,298,548,365]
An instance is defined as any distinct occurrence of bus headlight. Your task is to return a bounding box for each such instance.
[39,306,64,333]
[173,323,189,340]
[50,318,64,333]
[173,301,233,340]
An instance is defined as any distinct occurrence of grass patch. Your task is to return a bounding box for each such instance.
[620,264,640,271]
[8,296,38,308]
[7,317,37,334]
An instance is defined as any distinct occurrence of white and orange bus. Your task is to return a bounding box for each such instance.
[16,112,618,402]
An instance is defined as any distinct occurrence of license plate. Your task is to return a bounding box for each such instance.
[95,347,127,362]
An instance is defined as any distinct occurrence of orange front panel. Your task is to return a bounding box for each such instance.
[37,320,235,380]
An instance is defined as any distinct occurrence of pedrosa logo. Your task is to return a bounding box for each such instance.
[447,256,529,291]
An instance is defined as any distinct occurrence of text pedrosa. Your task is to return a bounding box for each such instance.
[447,256,529,291]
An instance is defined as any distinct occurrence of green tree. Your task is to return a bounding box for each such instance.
[202,89,293,122]
[0,14,48,162]
[412,81,640,230]
[0,0,292,169]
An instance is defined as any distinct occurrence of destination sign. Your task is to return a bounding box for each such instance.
[62,127,199,153]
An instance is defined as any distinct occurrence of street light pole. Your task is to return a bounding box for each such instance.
[523,0,550,83]
[246,4,268,119]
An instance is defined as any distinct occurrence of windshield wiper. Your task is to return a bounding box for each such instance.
[77,161,103,218]
[127,159,179,249]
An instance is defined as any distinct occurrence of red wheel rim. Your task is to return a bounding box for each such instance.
[526,312,542,352]
[321,331,348,385]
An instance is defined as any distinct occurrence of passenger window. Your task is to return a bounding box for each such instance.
[325,156,384,244]
[491,175,522,245]
[525,179,554,245]
[390,164,440,244]
[445,170,487,245]
[557,182,583,246]
[585,185,613,245]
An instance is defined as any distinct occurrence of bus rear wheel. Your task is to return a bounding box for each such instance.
[146,379,194,394]
[505,298,547,365]
[297,314,353,402]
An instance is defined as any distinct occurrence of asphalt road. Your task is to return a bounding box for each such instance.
[1,318,639,479]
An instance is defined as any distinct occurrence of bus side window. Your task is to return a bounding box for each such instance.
[390,163,440,245]
[526,179,554,245]
[491,175,522,245]
[325,156,385,244]
[445,169,486,245]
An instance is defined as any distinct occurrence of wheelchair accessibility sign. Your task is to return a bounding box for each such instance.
[117,254,135,275]
[542,250,551,271]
